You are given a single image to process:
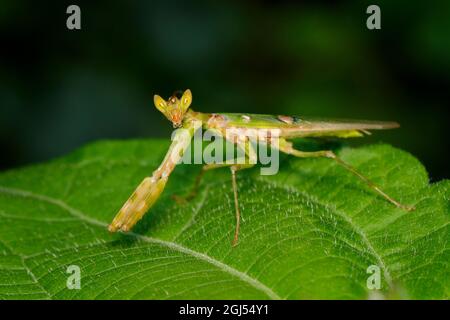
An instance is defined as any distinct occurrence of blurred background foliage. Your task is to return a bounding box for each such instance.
[0,0,449,180]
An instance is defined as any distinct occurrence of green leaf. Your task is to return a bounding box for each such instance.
[0,140,448,299]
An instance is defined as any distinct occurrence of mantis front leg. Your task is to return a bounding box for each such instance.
[108,120,200,232]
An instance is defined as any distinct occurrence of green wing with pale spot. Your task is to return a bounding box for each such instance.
[218,113,399,138]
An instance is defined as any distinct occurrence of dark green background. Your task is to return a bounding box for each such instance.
[1,1,449,180]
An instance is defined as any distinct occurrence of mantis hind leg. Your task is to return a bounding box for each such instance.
[279,139,415,211]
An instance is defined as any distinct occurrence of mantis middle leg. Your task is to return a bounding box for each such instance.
[174,136,257,246]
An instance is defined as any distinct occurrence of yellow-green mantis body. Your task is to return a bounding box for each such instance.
[108,89,414,246]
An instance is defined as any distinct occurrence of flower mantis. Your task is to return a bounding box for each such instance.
[108,89,414,246]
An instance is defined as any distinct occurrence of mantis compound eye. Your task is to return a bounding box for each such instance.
[153,94,167,113]
[180,89,192,110]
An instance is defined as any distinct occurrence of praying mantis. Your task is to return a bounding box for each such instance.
[108,89,414,246]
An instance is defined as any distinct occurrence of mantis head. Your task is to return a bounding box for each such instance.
[153,89,192,128]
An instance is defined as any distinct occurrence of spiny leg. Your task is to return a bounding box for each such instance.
[279,139,415,211]
[109,121,200,233]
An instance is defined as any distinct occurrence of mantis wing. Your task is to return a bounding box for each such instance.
[278,117,399,138]
[218,113,399,138]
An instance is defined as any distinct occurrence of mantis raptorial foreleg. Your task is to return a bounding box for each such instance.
[278,139,415,211]
[108,120,200,232]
